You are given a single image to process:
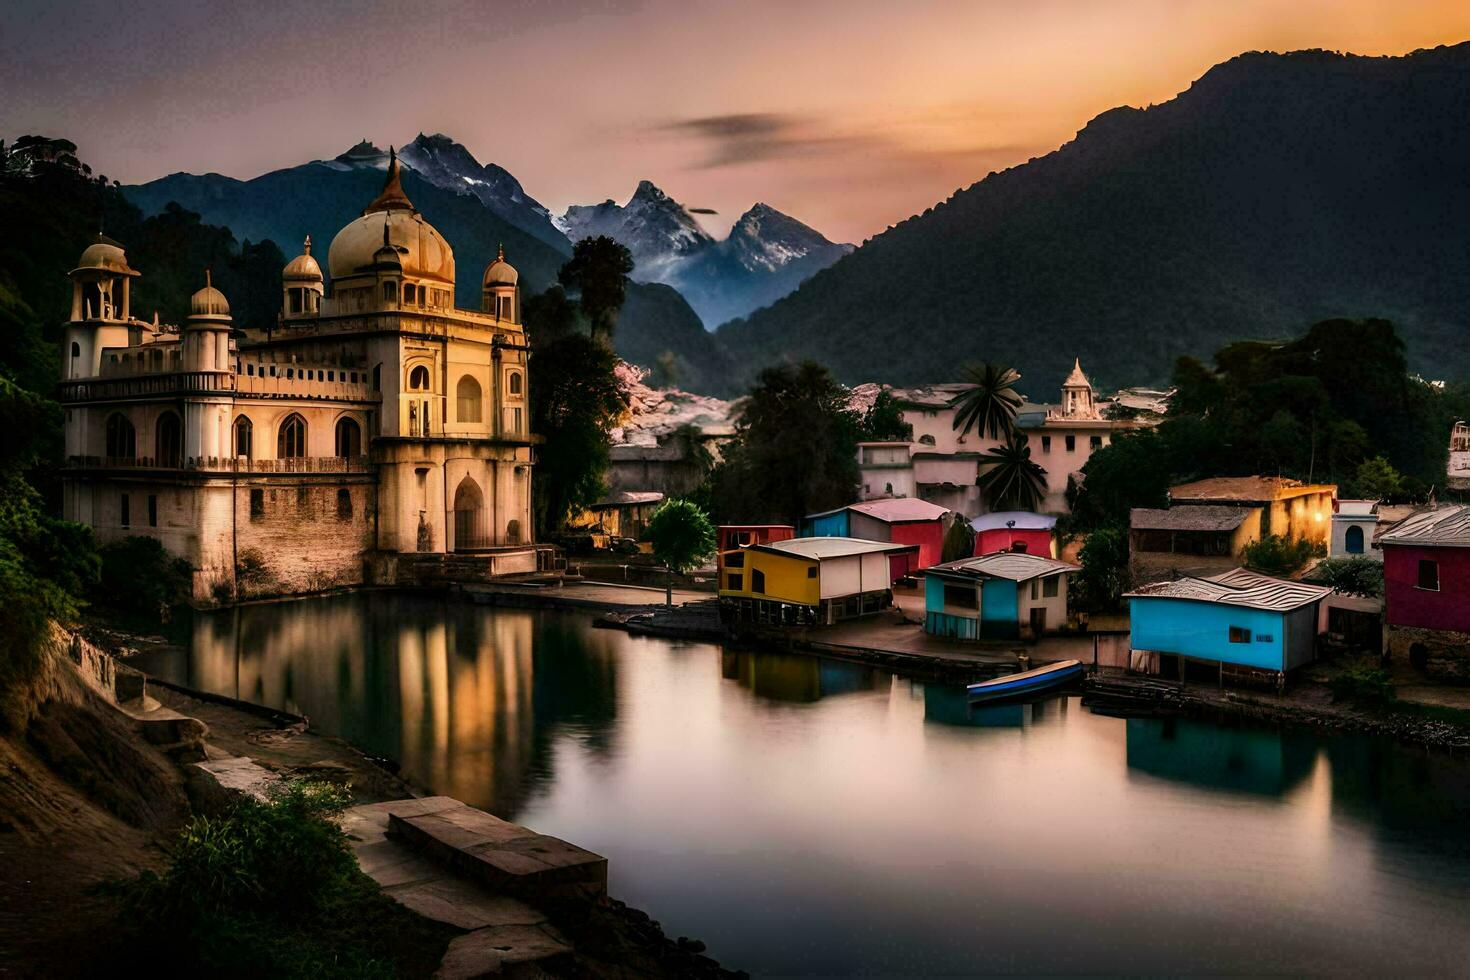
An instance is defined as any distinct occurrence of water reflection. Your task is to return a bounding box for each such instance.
[135,594,1470,977]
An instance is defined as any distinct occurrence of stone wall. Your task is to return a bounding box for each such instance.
[232,477,376,598]
[1386,624,1470,683]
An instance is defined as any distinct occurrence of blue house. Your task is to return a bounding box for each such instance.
[1126,568,1332,678]
[924,552,1077,640]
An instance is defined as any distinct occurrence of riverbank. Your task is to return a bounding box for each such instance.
[1,625,744,979]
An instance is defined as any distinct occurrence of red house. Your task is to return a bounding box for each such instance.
[1380,506,1470,673]
[969,511,1057,558]
[800,498,949,582]
[717,525,795,577]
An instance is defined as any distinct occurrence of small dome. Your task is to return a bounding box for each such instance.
[71,234,137,277]
[189,272,230,318]
[483,245,517,286]
[283,235,323,282]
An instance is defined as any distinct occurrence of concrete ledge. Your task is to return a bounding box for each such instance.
[188,755,278,810]
[389,801,607,904]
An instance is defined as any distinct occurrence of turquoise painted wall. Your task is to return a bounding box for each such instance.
[981,579,1019,639]
[801,511,850,537]
[925,573,946,609]
[1128,597,1288,670]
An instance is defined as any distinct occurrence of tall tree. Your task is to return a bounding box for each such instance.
[709,362,861,526]
[859,389,913,442]
[557,236,634,340]
[977,432,1048,512]
[949,362,1023,441]
[529,334,627,537]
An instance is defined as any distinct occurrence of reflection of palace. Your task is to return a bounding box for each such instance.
[60,151,537,599]
[720,651,877,703]
[183,596,620,816]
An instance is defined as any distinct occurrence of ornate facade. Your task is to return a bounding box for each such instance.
[60,150,538,599]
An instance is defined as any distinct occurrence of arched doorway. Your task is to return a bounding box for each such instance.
[155,411,182,467]
[335,417,361,459]
[1345,525,1364,554]
[453,475,486,551]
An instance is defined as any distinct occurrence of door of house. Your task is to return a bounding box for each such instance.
[1029,607,1047,635]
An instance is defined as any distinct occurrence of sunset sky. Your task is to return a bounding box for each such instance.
[5,0,1470,243]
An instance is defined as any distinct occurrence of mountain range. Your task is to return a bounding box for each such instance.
[719,42,1470,398]
[557,182,853,327]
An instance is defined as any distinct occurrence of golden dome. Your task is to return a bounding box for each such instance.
[483,245,518,286]
[189,271,230,318]
[283,235,323,281]
[327,149,454,284]
[70,234,138,277]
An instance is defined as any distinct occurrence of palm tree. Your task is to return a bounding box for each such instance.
[949,362,1023,441]
[977,432,1049,513]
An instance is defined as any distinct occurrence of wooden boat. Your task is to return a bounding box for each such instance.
[967,659,1084,703]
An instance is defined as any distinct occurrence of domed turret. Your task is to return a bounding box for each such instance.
[64,233,139,378]
[183,271,232,373]
[71,235,137,278]
[190,271,231,318]
[327,147,455,293]
[282,235,325,318]
[482,245,518,321]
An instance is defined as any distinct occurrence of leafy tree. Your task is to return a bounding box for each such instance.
[708,362,861,526]
[95,536,191,623]
[1350,456,1403,501]
[976,432,1048,512]
[859,389,912,442]
[941,515,975,562]
[1073,525,1131,611]
[1305,556,1384,597]
[521,284,581,345]
[949,362,1023,441]
[557,236,634,340]
[1241,534,1321,576]
[530,333,627,537]
[646,499,717,606]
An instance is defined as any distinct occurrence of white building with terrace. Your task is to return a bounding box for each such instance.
[60,150,541,599]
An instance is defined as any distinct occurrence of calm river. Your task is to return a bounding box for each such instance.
[138,593,1470,976]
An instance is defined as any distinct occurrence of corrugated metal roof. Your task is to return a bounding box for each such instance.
[1130,506,1253,532]
[969,511,1056,532]
[1378,505,1470,547]
[761,537,917,560]
[591,491,665,508]
[1125,567,1332,612]
[928,551,1077,583]
[805,498,949,524]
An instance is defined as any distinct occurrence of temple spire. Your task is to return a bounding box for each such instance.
[363,145,414,214]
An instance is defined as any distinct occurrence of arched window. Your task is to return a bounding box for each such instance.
[918,434,936,446]
[105,413,136,460]
[508,371,523,396]
[408,365,430,391]
[1345,525,1365,554]
[335,417,361,459]
[456,375,482,423]
[382,281,398,304]
[155,411,182,467]
[233,415,253,459]
[278,414,307,459]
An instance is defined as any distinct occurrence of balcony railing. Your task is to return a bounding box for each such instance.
[66,454,372,474]
[60,372,235,402]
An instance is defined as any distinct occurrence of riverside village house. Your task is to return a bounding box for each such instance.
[59,150,541,599]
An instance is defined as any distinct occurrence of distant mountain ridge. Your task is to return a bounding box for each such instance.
[123,138,735,393]
[717,43,1470,397]
[557,182,853,327]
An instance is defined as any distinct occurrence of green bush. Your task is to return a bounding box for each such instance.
[1330,663,1396,708]
[94,536,192,620]
[1241,534,1322,577]
[119,781,452,979]
[1305,556,1384,597]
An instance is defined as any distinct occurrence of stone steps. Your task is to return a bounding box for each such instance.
[343,798,589,978]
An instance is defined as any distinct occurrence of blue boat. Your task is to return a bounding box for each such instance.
[967,659,1084,703]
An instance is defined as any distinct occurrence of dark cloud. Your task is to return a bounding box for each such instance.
[687,207,718,214]
[659,112,872,168]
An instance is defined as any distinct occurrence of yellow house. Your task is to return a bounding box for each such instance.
[719,537,917,627]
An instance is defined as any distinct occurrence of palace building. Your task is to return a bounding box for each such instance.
[59,150,539,599]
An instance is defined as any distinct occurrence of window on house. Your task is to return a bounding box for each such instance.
[155,412,182,467]
[372,364,381,391]
[1090,436,1102,450]
[512,407,522,434]
[147,494,158,527]
[1418,559,1440,591]
[409,365,430,390]
[250,489,264,519]
[1043,576,1059,598]
[105,413,136,459]
[335,417,361,459]
[1065,435,1076,452]
[1030,580,1040,601]
[1229,626,1251,643]
[1345,525,1365,554]
[943,584,976,608]
[233,416,253,459]
[337,488,352,520]
[807,567,818,578]
[120,493,130,527]
[403,283,417,305]
[752,569,766,594]
[508,371,523,396]
[727,573,743,591]
[382,281,398,304]
[918,434,936,446]
[725,552,744,568]
[1041,436,1051,453]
